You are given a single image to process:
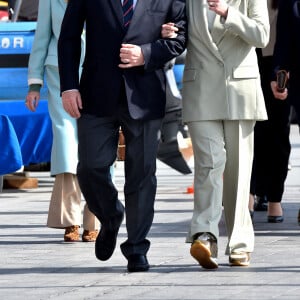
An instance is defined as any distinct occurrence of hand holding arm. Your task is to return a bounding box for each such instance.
[61,90,82,118]
[161,22,179,38]
[270,81,288,101]
[207,0,228,18]
[130,0,187,72]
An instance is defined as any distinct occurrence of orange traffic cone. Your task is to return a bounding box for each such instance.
[186,185,194,194]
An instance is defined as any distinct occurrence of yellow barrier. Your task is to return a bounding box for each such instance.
[0,1,8,7]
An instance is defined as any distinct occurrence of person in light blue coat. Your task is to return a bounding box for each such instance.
[25,0,100,242]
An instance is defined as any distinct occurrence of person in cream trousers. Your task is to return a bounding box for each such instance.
[25,0,99,242]
[181,0,269,268]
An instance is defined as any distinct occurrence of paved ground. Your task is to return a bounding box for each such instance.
[0,125,300,300]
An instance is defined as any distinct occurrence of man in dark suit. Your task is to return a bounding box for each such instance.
[58,0,187,272]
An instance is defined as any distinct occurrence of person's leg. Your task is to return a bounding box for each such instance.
[186,120,225,242]
[186,120,225,269]
[249,121,269,214]
[222,120,255,259]
[251,120,270,211]
[119,112,163,258]
[47,173,82,242]
[77,114,124,231]
[83,203,100,230]
[47,173,81,228]
[82,164,115,242]
[82,203,100,242]
[266,96,291,221]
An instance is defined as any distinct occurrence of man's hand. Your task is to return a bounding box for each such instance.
[25,91,40,112]
[119,44,145,68]
[271,81,288,100]
[62,90,82,118]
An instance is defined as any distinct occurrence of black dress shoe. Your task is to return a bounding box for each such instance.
[268,215,284,223]
[95,226,119,261]
[127,254,149,272]
[95,214,124,261]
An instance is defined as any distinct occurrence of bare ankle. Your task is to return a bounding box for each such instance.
[268,202,283,216]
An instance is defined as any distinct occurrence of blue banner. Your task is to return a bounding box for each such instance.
[0,22,36,54]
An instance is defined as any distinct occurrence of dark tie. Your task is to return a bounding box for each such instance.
[122,0,134,29]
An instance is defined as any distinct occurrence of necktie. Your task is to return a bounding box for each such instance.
[122,0,134,29]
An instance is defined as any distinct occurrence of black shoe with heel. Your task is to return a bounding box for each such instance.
[268,215,284,223]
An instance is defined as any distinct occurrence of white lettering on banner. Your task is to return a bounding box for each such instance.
[1,37,10,48]
[0,37,25,49]
[13,37,24,48]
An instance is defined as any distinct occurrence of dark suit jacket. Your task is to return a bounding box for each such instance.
[58,0,187,120]
[273,0,300,103]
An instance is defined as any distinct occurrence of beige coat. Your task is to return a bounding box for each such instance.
[182,0,270,122]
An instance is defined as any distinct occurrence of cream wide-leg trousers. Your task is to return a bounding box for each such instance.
[47,173,100,230]
[186,120,255,255]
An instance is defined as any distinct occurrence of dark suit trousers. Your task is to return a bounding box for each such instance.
[76,91,163,258]
[250,55,292,202]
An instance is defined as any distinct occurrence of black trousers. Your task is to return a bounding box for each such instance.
[250,55,300,202]
[76,94,162,258]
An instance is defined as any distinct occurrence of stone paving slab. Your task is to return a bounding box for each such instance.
[0,126,300,300]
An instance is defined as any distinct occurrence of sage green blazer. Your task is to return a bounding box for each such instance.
[182,0,270,122]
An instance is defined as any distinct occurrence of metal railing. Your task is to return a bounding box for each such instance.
[10,0,23,22]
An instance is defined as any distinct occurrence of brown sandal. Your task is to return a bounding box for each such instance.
[82,230,99,242]
[64,225,80,242]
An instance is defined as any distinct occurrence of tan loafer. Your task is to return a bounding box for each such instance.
[190,233,218,269]
[82,230,99,242]
[64,225,80,242]
[229,252,250,266]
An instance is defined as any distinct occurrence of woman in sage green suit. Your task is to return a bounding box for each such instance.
[25,0,99,242]
[181,0,269,269]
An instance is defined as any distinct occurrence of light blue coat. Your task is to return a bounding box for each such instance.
[28,0,84,175]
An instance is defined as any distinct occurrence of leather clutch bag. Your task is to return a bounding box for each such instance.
[276,70,288,93]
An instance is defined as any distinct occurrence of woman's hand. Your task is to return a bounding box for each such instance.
[161,22,178,38]
[271,81,288,100]
[25,91,40,112]
[207,0,229,18]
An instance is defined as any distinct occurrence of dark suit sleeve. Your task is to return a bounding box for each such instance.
[272,0,293,78]
[58,0,85,93]
[141,0,187,72]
